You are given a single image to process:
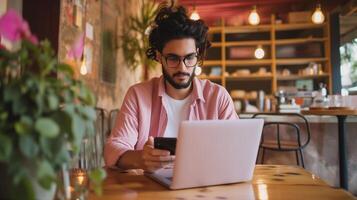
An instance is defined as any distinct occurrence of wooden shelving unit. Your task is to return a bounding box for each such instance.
[204,60,222,66]
[277,73,330,80]
[203,14,332,99]
[225,40,271,46]
[198,75,222,81]
[225,25,271,33]
[275,37,328,45]
[226,75,273,80]
[275,23,325,31]
[226,59,273,66]
[276,58,328,65]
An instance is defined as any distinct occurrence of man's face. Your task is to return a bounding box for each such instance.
[158,38,197,89]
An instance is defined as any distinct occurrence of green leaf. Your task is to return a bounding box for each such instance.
[47,94,59,110]
[35,118,59,138]
[17,177,36,200]
[57,63,74,75]
[53,145,70,164]
[14,116,32,135]
[72,114,85,146]
[13,167,27,185]
[36,160,56,189]
[4,85,19,102]
[13,96,27,115]
[52,111,72,137]
[0,112,8,121]
[81,106,96,121]
[19,135,39,158]
[0,134,12,161]
[14,122,28,135]
[89,168,107,196]
[39,137,52,158]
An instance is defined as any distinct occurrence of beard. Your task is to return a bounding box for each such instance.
[162,66,196,89]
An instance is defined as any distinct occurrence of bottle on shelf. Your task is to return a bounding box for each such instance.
[256,90,265,111]
[311,82,328,108]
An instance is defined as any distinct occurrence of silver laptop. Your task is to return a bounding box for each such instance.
[146,119,264,190]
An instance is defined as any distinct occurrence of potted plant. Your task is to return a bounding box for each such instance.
[121,0,158,80]
[0,10,105,200]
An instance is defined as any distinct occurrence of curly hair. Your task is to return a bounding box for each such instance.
[146,4,211,65]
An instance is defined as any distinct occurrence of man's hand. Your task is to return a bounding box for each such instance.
[141,136,175,172]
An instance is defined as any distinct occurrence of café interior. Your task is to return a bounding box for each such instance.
[0,0,357,199]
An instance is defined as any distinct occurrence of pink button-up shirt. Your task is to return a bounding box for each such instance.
[104,76,238,166]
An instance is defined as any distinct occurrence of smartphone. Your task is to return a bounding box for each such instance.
[154,137,177,155]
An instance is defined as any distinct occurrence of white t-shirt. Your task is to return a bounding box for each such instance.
[163,93,191,138]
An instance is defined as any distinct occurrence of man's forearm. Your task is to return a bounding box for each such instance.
[116,150,144,169]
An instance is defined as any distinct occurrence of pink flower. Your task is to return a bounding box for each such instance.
[67,33,84,60]
[27,35,38,45]
[0,9,38,45]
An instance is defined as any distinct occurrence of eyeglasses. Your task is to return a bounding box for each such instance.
[162,53,198,68]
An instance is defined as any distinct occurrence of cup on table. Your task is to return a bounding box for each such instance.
[328,95,352,108]
[328,95,342,107]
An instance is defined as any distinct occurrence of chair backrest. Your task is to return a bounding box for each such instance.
[76,108,121,169]
[77,107,109,169]
[252,113,311,151]
[108,109,119,136]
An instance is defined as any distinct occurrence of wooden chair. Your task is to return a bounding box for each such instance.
[252,113,311,168]
[78,107,108,169]
[108,108,120,136]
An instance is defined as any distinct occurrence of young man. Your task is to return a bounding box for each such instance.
[104,5,238,172]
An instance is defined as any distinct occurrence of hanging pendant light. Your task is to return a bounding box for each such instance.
[311,3,325,24]
[190,5,200,20]
[80,59,88,75]
[254,45,265,59]
[248,5,260,25]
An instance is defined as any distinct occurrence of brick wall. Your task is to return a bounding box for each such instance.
[58,0,143,111]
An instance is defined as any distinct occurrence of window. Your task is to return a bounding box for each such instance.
[340,38,357,94]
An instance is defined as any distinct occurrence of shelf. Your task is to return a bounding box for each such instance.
[225,40,271,46]
[277,74,330,80]
[275,23,326,31]
[205,16,331,94]
[225,25,271,33]
[232,96,258,101]
[211,42,222,47]
[226,75,273,80]
[276,37,328,45]
[203,60,222,66]
[208,27,222,33]
[276,58,328,65]
[226,59,272,66]
[198,75,222,81]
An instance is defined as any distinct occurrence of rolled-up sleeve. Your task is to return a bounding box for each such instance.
[218,86,239,120]
[104,87,139,167]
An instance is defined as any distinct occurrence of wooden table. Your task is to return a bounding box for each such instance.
[88,165,355,200]
[301,108,357,190]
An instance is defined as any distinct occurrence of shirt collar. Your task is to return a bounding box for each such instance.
[157,76,206,103]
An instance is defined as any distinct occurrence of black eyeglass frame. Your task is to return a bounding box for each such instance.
[162,53,199,68]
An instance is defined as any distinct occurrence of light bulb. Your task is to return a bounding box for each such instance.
[80,60,87,75]
[248,6,260,25]
[255,45,265,59]
[195,66,202,76]
[311,4,325,24]
[190,10,200,20]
